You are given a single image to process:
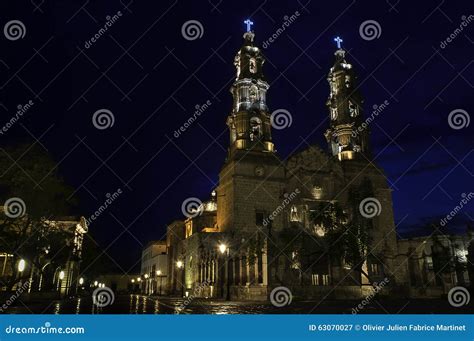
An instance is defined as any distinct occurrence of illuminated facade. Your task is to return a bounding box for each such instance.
[162,28,473,301]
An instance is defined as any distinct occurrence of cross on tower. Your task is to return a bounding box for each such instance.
[334,36,343,49]
[244,19,254,32]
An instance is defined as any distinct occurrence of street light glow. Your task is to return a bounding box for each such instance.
[176,260,183,268]
[131,279,135,283]
[144,273,149,279]
[94,281,98,286]
[137,277,141,282]
[59,271,65,280]
[18,259,26,272]
[156,270,162,276]
[219,244,227,254]
[79,277,84,285]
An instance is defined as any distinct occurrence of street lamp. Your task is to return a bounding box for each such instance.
[144,273,149,279]
[59,271,65,280]
[156,270,164,296]
[176,260,184,297]
[79,277,84,285]
[218,243,230,300]
[94,280,98,286]
[131,279,135,283]
[18,259,26,272]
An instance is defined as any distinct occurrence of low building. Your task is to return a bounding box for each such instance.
[140,241,168,295]
[0,213,88,297]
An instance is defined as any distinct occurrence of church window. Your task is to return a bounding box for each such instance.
[249,58,257,73]
[250,117,262,141]
[255,211,265,226]
[330,107,337,120]
[349,101,358,117]
[311,274,319,285]
[314,224,325,237]
[322,274,329,285]
[290,205,300,222]
[312,186,323,199]
[370,263,380,275]
[249,85,258,102]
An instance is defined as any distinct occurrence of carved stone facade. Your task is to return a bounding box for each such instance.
[160,31,473,301]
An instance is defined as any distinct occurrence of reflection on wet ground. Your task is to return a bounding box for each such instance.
[4,294,472,314]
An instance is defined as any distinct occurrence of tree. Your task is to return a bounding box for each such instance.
[0,143,76,291]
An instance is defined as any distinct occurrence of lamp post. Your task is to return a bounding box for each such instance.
[218,244,230,301]
[156,270,164,296]
[176,260,184,297]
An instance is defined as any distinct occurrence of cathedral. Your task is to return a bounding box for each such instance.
[162,27,473,301]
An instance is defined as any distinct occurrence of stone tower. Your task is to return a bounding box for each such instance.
[324,38,399,284]
[217,27,286,236]
[324,39,370,161]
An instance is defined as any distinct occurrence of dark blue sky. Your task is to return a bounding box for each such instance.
[1,0,473,271]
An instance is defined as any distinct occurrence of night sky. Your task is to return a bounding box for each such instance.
[1,0,473,272]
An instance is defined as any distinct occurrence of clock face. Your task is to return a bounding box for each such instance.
[254,166,265,177]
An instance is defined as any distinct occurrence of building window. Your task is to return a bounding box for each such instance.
[290,205,300,222]
[312,186,323,199]
[255,211,265,226]
[370,263,380,275]
[312,274,329,285]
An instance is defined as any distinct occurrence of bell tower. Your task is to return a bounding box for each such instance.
[227,22,274,156]
[217,21,285,234]
[324,37,370,161]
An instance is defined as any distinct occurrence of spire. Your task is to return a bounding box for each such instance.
[324,37,370,161]
[226,21,274,156]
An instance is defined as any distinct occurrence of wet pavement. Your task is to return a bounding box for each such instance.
[3,294,472,314]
